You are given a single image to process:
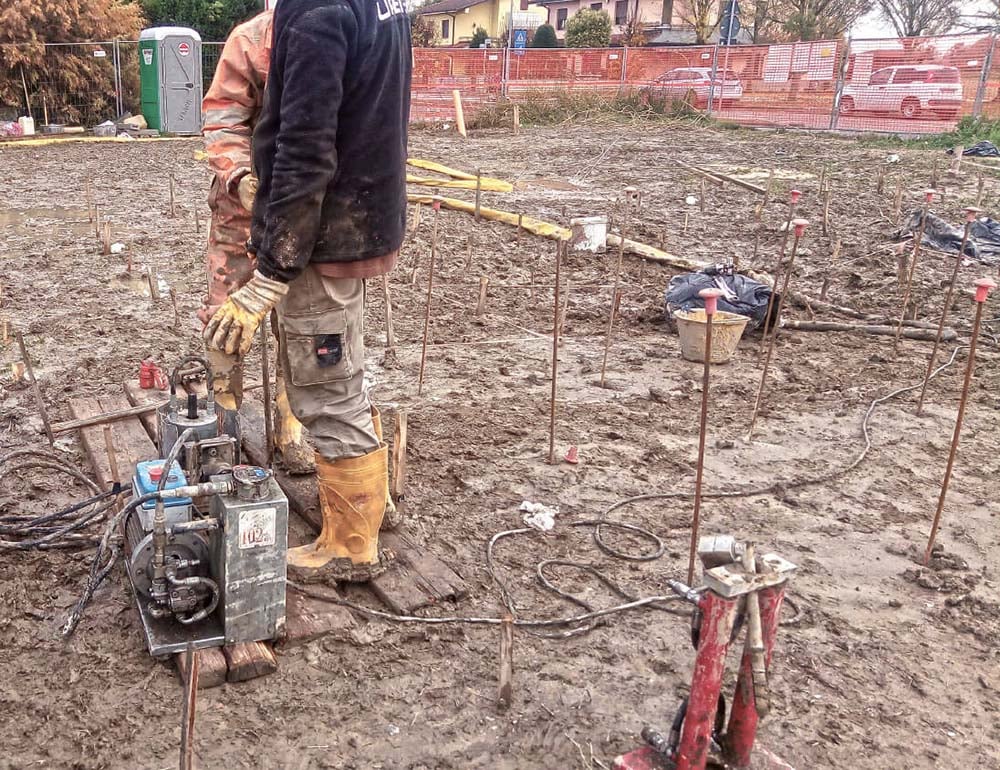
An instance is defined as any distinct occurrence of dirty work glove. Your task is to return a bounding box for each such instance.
[237,173,259,211]
[204,270,289,356]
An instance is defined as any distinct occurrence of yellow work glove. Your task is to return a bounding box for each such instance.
[204,270,289,356]
[237,173,259,211]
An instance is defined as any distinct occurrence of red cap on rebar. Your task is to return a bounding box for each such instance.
[974,277,996,303]
[789,189,802,204]
[965,206,982,223]
[699,287,724,315]
[432,200,441,211]
[923,189,936,204]
[792,218,809,236]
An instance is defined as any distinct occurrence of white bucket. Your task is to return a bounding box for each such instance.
[18,116,34,136]
[569,215,608,252]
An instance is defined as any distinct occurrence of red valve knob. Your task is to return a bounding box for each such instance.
[699,287,724,315]
[792,218,809,236]
[789,189,802,204]
[974,277,996,303]
[148,464,164,482]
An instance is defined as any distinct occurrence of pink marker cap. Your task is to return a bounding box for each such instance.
[792,218,809,236]
[699,287,724,315]
[923,189,936,203]
[974,277,997,303]
[965,206,982,222]
[790,189,802,204]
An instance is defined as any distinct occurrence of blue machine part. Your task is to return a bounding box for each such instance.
[134,460,193,510]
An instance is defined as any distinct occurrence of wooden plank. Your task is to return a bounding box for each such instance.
[175,647,228,690]
[371,529,468,614]
[69,394,159,485]
[122,378,163,439]
[281,586,354,649]
[240,403,468,613]
[223,641,278,683]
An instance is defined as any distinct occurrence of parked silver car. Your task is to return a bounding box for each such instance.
[646,67,743,108]
[839,64,963,119]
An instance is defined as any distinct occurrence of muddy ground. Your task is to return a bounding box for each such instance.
[1,120,1000,770]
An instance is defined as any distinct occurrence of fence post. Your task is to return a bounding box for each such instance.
[828,37,850,131]
[706,42,720,115]
[973,33,997,119]
[502,45,510,99]
[620,45,629,97]
[113,39,123,118]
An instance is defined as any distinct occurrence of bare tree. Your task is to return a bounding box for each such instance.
[877,0,960,37]
[676,0,723,44]
[765,0,871,41]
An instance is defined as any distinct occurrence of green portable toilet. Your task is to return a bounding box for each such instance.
[139,27,203,135]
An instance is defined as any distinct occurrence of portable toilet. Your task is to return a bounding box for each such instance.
[138,27,203,135]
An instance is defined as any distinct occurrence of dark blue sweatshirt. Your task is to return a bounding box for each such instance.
[250,0,411,282]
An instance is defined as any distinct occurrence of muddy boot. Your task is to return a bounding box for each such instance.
[287,448,393,583]
[206,348,243,411]
[274,367,315,475]
[371,406,401,530]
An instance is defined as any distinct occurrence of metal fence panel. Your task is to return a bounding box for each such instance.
[505,48,626,97]
[411,48,504,121]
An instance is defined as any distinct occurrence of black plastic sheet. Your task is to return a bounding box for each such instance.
[664,266,773,330]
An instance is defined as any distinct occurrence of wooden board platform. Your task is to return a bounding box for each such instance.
[240,403,468,614]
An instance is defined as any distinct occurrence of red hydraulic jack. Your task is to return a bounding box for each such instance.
[613,537,798,770]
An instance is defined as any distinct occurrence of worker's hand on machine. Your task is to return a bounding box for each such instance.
[237,173,259,212]
[204,270,289,356]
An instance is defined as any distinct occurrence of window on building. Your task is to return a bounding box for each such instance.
[661,0,674,25]
[557,7,568,29]
[614,0,627,25]
[441,18,450,40]
[590,2,603,10]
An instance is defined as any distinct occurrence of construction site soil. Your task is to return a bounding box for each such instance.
[1,121,999,770]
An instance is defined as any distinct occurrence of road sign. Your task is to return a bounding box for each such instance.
[513,29,528,49]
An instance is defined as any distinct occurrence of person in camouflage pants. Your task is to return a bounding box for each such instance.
[200,7,313,474]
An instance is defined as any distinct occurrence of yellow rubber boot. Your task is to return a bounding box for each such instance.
[274,367,315,475]
[370,406,401,530]
[287,448,392,583]
[206,348,243,411]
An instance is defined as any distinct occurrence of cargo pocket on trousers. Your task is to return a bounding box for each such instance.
[281,307,355,387]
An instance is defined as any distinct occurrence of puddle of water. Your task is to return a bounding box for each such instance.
[0,206,95,235]
[112,273,151,298]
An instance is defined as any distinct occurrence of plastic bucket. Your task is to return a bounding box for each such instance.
[674,309,750,364]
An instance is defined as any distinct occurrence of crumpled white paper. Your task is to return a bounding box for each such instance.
[520,500,559,532]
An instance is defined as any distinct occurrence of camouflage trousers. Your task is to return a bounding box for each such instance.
[198,177,255,325]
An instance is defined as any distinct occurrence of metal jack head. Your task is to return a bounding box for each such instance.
[965,206,982,222]
[698,287,724,316]
[789,189,802,204]
[792,218,809,237]
[697,534,745,568]
[974,277,997,303]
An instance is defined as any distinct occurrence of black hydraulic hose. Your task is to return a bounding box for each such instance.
[158,427,196,492]
[0,484,120,532]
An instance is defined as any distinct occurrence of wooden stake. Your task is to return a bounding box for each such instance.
[687,293,718,586]
[548,241,563,465]
[260,320,274,468]
[146,269,160,300]
[169,288,179,330]
[51,401,163,435]
[179,647,199,770]
[417,205,440,396]
[391,409,407,504]
[876,164,885,195]
[381,274,396,351]
[512,105,520,135]
[976,172,985,208]
[822,186,831,236]
[476,276,489,317]
[452,89,467,138]
[85,178,93,222]
[931,158,939,188]
[600,199,629,387]
[169,174,176,217]
[894,195,934,353]
[411,202,422,236]
[699,178,706,214]
[950,146,963,174]
[16,331,54,445]
[498,613,514,710]
[474,170,482,222]
[892,181,903,225]
[818,164,827,194]
[93,203,101,239]
[194,204,201,235]
[466,239,473,270]
[101,220,111,255]
[682,212,689,235]
[819,238,841,301]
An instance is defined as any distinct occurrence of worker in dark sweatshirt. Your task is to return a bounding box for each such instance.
[204,0,411,583]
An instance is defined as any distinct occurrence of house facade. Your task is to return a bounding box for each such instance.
[536,0,726,44]
[417,0,548,46]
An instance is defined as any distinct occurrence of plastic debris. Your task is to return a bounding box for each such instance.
[665,265,774,330]
[520,501,558,532]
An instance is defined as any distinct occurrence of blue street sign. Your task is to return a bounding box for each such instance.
[513,28,528,49]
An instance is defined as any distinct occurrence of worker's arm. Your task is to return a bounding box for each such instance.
[253,6,355,283]
[202,28,266,191]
